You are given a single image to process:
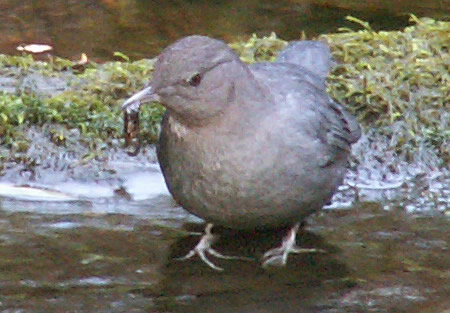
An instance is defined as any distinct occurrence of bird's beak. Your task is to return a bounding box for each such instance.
[122,85,160,112]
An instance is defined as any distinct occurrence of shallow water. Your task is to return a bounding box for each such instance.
[0,128,448,313]
[0,0,425,62]
[1,1,449,312]
[0,162,448,313]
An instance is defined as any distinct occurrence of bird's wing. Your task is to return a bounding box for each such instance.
[319,97,361,151]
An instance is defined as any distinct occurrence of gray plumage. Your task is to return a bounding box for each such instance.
[125,35,361,229]
[276,40,336,79]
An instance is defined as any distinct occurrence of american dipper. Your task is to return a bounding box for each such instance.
[122,36,361,270]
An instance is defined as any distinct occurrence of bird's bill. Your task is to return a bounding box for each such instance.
[122,86,160,112]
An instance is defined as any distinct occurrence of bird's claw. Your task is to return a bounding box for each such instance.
[262,245,325,268]
[177,223,254,271]
[261,223,326,268]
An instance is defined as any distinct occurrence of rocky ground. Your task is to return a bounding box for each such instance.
[0,17,448,313]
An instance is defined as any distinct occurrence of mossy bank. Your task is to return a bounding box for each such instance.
[0,16,448,176]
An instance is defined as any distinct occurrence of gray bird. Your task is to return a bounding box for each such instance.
[122,36,361,270]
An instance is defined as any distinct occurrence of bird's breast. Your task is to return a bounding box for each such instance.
[160,115,277,203]
[157,113,343,228]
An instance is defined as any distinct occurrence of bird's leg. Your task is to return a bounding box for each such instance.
[177,223,253,271]
[262,222,325,268]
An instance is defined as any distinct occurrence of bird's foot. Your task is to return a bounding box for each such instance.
[177,223,253,271]
[262,223,325,268]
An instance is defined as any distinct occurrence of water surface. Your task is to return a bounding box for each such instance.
[0,163,448,312]
[0,0,425,61]
[0,1,449,312]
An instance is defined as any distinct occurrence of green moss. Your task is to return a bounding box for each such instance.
[0,54,36,69]
[0,16,448,166]
[0,93,33,145]
[0,56,163,151]
[229,32,288,63]
[321,16,449,163]
[229,16,449,164]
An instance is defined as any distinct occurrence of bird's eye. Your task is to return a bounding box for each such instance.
[188,73,202,87]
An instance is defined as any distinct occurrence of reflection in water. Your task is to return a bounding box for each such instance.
[0,2,448,311]
[155,224,349,313]
[0,199,448,312]
[0,0,417,61]
[0,143,447,312]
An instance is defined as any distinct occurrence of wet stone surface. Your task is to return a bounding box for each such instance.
[0,99,448,312]
[0,153,448,312]
[0,16,448,312]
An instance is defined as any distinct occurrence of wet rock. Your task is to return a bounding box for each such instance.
[0,76,18,94]
[19,72,69,97]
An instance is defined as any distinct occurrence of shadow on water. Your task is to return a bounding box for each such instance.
[0,1,449,312]
[0,197,448,312]
[153,224,349,313]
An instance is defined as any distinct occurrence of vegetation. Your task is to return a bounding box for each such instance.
[231,16,449,165]
[0,16,448,169]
